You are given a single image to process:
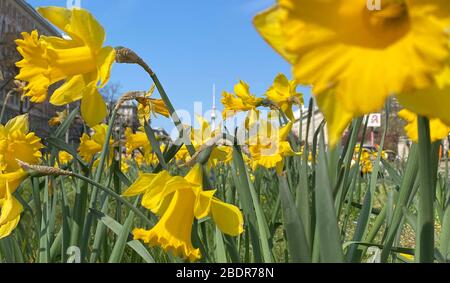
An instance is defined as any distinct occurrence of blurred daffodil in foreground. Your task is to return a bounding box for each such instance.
[248,121,296,174]
[123,165,244,261]
[15,6,115,127]
[265,74,303,121]
[254,0,450,146]
[0,115,43,239]
[399,109,450,143]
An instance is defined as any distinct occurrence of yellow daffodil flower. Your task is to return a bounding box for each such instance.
[248,121,296,174]
[0,115,43,239]
[15,7,116,127]
[399,253,415,262]
[123,165,244,261]
[78,124,112,163]
[125,128,152,156]
[57,151,73,167]
[175,145,190,164]
[121,158,130,173]
[191,116,232,168]
[0,114,43,172]
[134,152,145,167]
[266,74,303,121]
[360,150,374,175]
[399,109,450,143]
[221,80,263,119]
[0,170,28,239]
[254,1,450,146]
[136,85,170,125]
[48,109,69,127]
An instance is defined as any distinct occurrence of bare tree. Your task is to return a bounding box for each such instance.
[100,82,122,110]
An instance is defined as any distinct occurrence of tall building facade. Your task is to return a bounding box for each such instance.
[0,0,82,141]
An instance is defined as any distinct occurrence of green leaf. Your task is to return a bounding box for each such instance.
[315,130,344,263]
[53,106,79,139]
[231,145,272,263]
[278,175,311,262]
[143,121,168,170]
[416,116,438,263]
[214,228,228,263]
[380,145,419,262]
[92,210,155,263]
[108,199,139,263]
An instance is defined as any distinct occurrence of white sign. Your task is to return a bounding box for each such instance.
[367,0,381,11]
[367,113,382,128]
[67,0,82,9]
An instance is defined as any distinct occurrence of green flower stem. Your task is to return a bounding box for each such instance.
[416,116,436,263]
[115,47,196,157]
[0,90,13,124]
[150,73,196,156]
[80,110,118,261]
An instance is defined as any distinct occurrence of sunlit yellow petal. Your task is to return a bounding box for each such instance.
[399,109,450,143]
[49,75,86,106]
[316,90,353,147]
[133,188,201,262]
[194,190,216,220]
[211,198,244,236]
[97,46,116,87]
[184,164,203,187]
[0,216,20,240]
[122,173,158,197]
[5,114,29,134]
[81,85,108,127]
[253,6,297,64]
[38,7,106,50]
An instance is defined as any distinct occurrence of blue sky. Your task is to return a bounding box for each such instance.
[27,0,311,132]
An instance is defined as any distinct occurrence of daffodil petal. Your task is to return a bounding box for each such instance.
[0,183,23,226]
[5,115,29,134]
[0,216,20,240]
[211,199,244,236]
[316,90,353,147]
[253,6,297,64]
[184,164,203,187]
[194,190,216,220]
[122,173,157,197]
[50,75,86,106]
[279,122,293,141]
[399,109,450,143]
[97,46,116,87]
[38,7,106,50]
[80,85,107,127]
[398,67,450,128]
